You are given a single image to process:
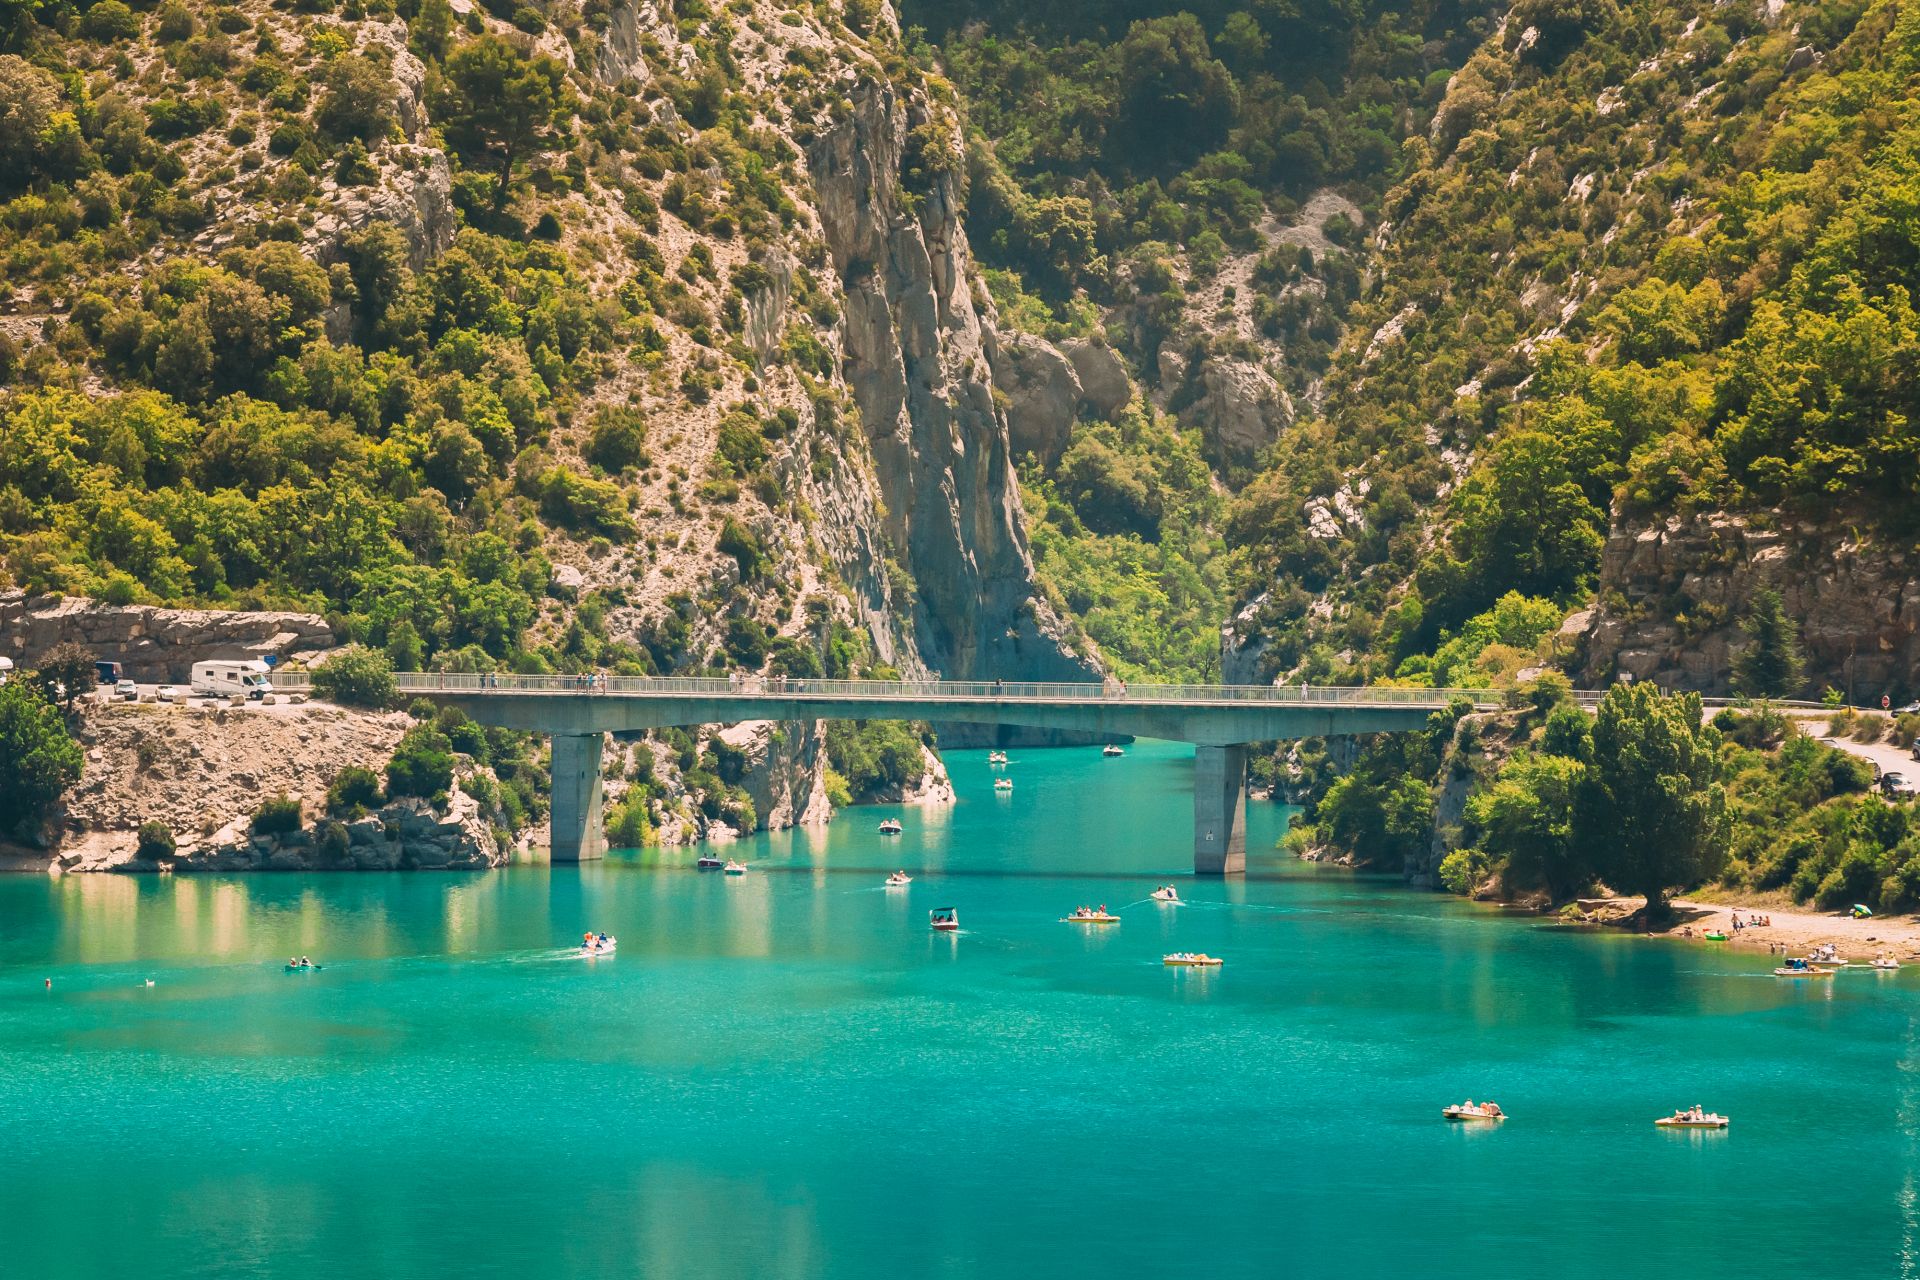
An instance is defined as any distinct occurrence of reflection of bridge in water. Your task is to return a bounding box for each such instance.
[273,674,1573,874]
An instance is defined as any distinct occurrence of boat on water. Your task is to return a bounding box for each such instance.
[930,907,959,932]
[1151,885,1181,903]
[580,932,617,956]
[1102,744,1124,757]
[1163,952,1222,967]
[1774,957,1834,977]
[283,958,322,973]
[1062,906,1120,924]
[696,855,725,870]
[988,750,1008,765]
[886,871,911,887]
[994,778,1013,791]
[1873,954,1902,970]
[878,819,903,835]
[1443,1102,1506,1122]
[723,860,747,876]
[1655,1107,1729,1129]
[1810,943,1847,968]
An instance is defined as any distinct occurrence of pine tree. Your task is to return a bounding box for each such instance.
[1732,588,1805,699]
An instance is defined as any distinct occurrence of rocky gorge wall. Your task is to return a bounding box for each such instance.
[0,592,334,682]
[1573,512,1920,700]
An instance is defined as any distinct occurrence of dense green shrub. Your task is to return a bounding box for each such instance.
[312,646,397,709]
[386,725,455,800]
[253,793,304,835]
[136,821,176,861]
[327,765,385,814]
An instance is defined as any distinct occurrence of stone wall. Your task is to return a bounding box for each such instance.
[1573,512,1920,698]
[0,592,334,682]
[117,791,509,874]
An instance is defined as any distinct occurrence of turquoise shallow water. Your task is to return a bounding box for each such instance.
[3,738,1919,1278]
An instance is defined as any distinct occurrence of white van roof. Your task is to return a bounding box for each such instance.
[0,656,12,671]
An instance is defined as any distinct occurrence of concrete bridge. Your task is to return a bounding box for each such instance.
[274,673,1575,874]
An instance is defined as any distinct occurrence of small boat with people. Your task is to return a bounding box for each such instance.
[1443,1100,1506,1122]
[988,750,1008,765]
[1873,954,1902,970]
[930,907,959,932]
[878,819,903,835]
[1150,885,1181,903]
[886,871,912,888]
[1774,957,1834,977]
[723,860,747,876]
[1703,930,1728,942]
[696,855,725,870]
[1062,905,1120,925]
[1102,744,1124,757]
[994,778,1013,791]
[1163,952,1222,967]
[580,932,616,956]
[1655,1105,1729,1129]
[284,956,322,973]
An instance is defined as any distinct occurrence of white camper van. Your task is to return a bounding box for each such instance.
[191,660,273,700]
[0,656,12,686]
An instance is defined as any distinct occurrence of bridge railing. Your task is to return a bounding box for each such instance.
[266,670,1543,708]
[266,670,1832,711]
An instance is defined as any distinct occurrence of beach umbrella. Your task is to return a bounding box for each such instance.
[1853,904,1874,918]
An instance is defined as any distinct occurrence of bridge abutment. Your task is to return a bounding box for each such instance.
[1193,744,1247,876]
[551,733,606,863]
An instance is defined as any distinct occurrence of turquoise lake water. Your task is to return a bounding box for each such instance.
[2,738,1918,1278]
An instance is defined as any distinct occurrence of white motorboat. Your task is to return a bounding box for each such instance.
[580,933,617,956]
[1150,886,1180,903]
[886,871,911,887]
[723,861,746,876]
[994,778,1013,792]
[1102,744,1124,757]
[878,819,903,835]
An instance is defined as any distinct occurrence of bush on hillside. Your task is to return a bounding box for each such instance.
[136,821,176,862]
[253,794,304,835]
[312,646,397,709]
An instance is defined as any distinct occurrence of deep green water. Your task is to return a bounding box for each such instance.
[2,739,1918,1278]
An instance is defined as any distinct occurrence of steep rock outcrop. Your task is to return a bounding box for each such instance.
[807,82,1098,703]
[990,331,1083,463]
[718,719,834,831]
[1576,511,1920,697]
[1061,338,1133,419]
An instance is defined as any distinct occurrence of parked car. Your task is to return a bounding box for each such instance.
[155,685,185,703]
[1898,701,1920,715]
[113,679,138,701]
[1882,772,1911,797]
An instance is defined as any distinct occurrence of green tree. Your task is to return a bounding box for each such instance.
[1578,684,1729,916]
[436,36,572,213]
[387,724,455,800]
[33,641,97,709]
[1467,752,1589,899]
[312,645,398,708]
[1731,588,1805,699]
[0,680,83,838]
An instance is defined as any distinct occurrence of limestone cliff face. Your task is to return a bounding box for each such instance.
[1574,511,1920,698]
[808,82,1097,693]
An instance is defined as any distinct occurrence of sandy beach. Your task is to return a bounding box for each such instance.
[1580,894,1920,961]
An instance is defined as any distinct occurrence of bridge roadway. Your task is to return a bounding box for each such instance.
[272,674,1579,874]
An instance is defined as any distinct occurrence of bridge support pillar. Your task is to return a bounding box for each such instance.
[550,733,606,863]
[1193,744,1247,876]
